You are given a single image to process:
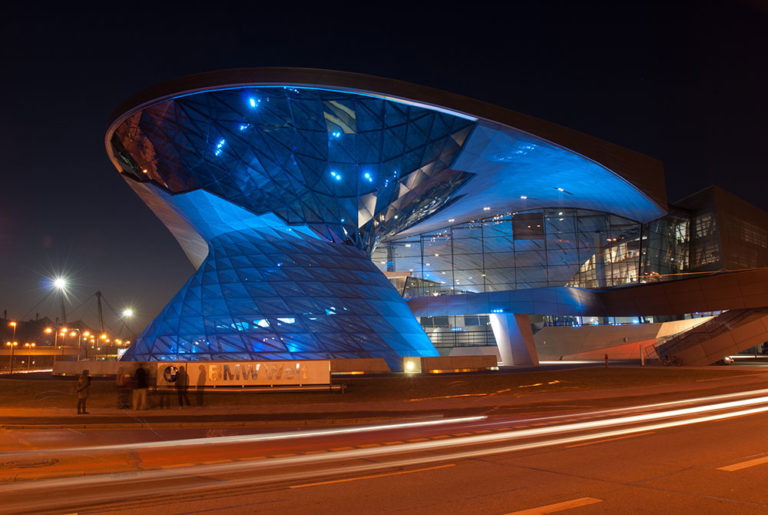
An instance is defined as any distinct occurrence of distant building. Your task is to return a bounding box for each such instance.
[106,69,768,369]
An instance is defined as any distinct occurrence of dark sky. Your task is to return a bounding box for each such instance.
[1,1,766,334]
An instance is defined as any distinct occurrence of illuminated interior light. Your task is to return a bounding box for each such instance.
[331,130,342,138]
[448,218,455,223]
[483,206,491,211]
[520,195,528,200]
[249,97,259,108]
[556,187,565,192]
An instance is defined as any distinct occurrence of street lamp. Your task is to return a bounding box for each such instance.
[24,342,35,370]
[52,277,67,323]
[44,327,59,348]
[68,329,83,359]
[7,322,17,374]
[5,341,18,374]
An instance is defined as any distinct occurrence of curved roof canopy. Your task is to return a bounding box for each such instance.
[106,68,666,256]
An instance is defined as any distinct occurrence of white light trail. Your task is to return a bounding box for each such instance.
[3,399,768,506]
[0,415,487,457]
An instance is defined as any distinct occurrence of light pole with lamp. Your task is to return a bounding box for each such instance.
[53,277,67,324]
[45,326,59,367]
[68,329,83,360]
[24,342,35,370]
[5,341,18,374]
[7,322,17,374]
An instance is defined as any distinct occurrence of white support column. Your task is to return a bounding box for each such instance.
[489,313,539,366]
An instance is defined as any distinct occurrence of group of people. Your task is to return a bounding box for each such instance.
[75,363,203,414]
[115,363,151,409]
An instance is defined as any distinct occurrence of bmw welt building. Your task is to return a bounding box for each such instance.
[106,68,768,370]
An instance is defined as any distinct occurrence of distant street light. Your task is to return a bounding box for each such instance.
[122,308,134,319]
[7,322,17,374]
[24,343,35,370]
[52,277,67,323]
[45,326,60,367]
[5,341,18,374]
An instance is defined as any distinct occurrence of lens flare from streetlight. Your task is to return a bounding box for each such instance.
[53,277,67,290]
[122,308,134,318]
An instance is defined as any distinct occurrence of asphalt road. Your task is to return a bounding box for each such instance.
[3,386,768,513]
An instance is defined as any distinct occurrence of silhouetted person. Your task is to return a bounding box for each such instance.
[133,363,149,410]
[195,365,206,406]
[116,367,131,409]
[175,365,190,407]
[76,369,91,414]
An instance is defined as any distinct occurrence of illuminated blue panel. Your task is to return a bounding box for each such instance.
[124,222,437,370]
[397,122,666,237]
[111,86,475,254]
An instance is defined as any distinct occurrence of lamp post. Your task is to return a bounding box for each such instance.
[53,277,67,324]
[7,322,17,374]
[5,341,18,374]
[44,327,59,348]
[69,329,83,360]
[24,342,35,370]
[45,326,60,367]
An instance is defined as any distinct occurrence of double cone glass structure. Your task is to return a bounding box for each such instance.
[107,68,666,370]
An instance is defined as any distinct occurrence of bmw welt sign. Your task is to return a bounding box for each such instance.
[156,360,330,388]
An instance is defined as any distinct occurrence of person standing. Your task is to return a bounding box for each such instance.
[133,363,149,410]
[175,365,190,407]
[115,367,132,409]
[76,369,91,414]
[195,365,206,407]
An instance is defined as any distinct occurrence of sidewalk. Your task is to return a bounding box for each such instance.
[2,367,766,429]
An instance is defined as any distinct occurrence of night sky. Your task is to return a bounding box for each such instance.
[1,1,766,334]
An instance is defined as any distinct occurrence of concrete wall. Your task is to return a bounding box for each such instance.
[418,355,497,372]
[330,358,391,374]
[534,318,714,361]
[449,345,501,361]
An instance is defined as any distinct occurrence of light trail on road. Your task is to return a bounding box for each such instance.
[0,415,488,456]
[3,385,768,513]
[5,386,768,460]
[3,400,768,514]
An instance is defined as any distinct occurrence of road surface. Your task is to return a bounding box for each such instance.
[3,386,768,513]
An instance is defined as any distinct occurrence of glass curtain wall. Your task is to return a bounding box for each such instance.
[372,208,690,298]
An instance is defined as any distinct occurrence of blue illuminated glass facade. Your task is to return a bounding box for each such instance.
[123,223,436,369]
[107,71,670,369]
[111,86,474,254]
